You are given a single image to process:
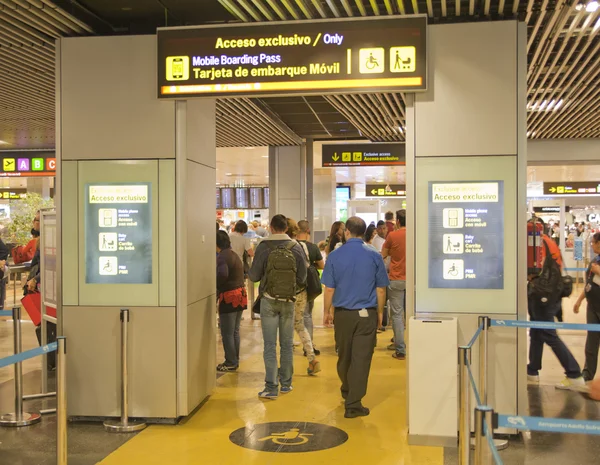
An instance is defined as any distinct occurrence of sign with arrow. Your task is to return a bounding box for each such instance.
[366,184,406,197]
[543,182,600,196]
[322,143,405,167]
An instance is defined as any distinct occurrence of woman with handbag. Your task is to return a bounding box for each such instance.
[287,219,321,376]
[216,231,247,372]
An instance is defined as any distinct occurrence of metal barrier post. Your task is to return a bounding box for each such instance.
[56,337,67,465]
[458,346,471,465]
[104,309,146,433]
[474,406,493,465]
[0,306,42,427]
[478,316,508,451]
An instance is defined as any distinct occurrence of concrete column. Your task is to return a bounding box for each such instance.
[406,21,527,444]
[57,35,216,420]
[269,145,306,221]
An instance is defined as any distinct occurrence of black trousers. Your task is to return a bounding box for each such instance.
[334,308,377,409]
[583,305,600,381]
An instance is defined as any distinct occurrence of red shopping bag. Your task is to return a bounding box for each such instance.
[21,292,56,326]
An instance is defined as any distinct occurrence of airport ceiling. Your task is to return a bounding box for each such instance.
[0,0,598,150]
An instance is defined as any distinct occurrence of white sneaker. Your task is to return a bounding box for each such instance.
[527,375,540,384]
[556,377,588,392]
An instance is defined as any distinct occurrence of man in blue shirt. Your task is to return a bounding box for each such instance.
[322,216,390,418]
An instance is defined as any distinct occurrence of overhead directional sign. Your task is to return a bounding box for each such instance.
[543,182,600,196]
[0,151,56,177]
[366,184,406,197]
[157,16,427,98]
[322,143,405,167]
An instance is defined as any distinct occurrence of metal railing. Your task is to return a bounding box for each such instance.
[460,316,600,465]
[0,307,67,464]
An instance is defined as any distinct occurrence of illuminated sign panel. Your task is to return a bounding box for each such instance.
[157,16,427,98]
[366,184,406,197]
[322,143,405,167]
[543,182,600,196]
[428,181,504,290]
[0,152,55,177]
[85,184,152,284]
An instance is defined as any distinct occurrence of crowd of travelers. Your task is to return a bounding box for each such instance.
[215,211,600,416]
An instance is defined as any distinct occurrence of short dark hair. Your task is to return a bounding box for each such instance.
[346,216,367,237]
[593,232,600,244]
[377,220,385,228]
[216,230,231,249]
[298,220,310,233]
[270,214,288,233]
[234,220,248,234]
[385,211,394,221]
[216,222,220,232]
[396,209,406,227]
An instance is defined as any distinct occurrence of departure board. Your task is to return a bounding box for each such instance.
[249,187,264,209]
[264,187,270,209]
[216,188,221,209]
[221,188,234,209]
[235,188,249,209]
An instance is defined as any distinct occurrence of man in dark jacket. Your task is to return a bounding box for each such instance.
[249,214,307,400]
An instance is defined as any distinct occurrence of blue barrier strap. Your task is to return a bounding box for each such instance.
[0,342,57,369]
[564,268,588,272]
[498,414,600,435]
[484,421,504,465]
[0,310,12,317]
[491,319,600,332]
[466,325,483,349]
[466,362,482,407]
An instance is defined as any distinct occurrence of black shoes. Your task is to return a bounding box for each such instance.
[303,346,321,356]
[345,407,370,418]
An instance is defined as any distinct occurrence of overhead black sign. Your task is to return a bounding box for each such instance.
[0,151,55,177]
[157,16,427,98]
[229,422,348,453]
[543,182,600,196]
[532,206,569,214]
[322,143,405,167]
[366,184,406,197]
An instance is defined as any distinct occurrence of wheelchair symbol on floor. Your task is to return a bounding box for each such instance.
[259,428,313,445]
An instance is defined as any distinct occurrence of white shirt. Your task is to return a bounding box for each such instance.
[229,232,252,261]
[373,234,385,252]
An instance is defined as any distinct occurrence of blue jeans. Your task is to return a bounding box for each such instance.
[527,296,581,378]
[219,311,242,367]
[303,300,314,341]
[260,298,295,393]
[388,280,406,355]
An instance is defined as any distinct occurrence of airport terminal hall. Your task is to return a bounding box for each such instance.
[1,1,600,464]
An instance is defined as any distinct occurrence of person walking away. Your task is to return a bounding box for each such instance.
[326,221,346,255]
[216,231,247,372]
[382,210,407,360]
[322,217,389,418]
[527,218,587,391]
[287,219,321,376]
[573,232,600,383]
[384,211,395,238]
[297,220,324,356]
[229,220,254,265]
[249,214,307,399]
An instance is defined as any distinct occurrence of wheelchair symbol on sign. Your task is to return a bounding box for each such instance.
[259,428,313,445]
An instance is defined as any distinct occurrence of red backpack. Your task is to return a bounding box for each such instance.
[11,239,36,264]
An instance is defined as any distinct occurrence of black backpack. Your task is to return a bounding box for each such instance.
[264,241,297,301]
[529,239,564,303]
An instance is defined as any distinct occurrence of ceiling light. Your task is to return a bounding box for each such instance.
[262,155,269,158]
[586,1,598,12]
[397,126,403,133]
[576,2,584,10]
[0,140,7,145]
[226,172,232,176]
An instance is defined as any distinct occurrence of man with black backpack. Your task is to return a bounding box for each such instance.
[249,214,307,400]
[527,217,586,391]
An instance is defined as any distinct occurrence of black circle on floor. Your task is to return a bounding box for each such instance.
[229,421,348,453]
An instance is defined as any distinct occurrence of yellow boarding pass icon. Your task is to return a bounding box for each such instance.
[166,56,190,81]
